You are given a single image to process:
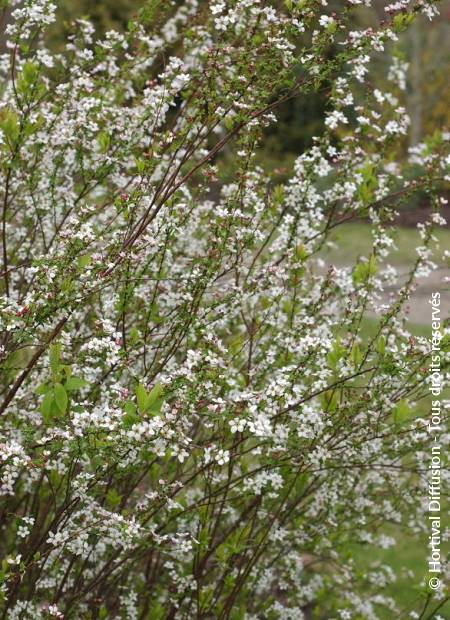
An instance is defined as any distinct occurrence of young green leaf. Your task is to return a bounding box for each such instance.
[105,489,122,509]
[0,108,20,145]
[147,383,164,415]
[54,383,68,415]
[327,339,346,370]
[49,344,62,375]
[148,396,164,416]
[146,382,163,407]
[122,400,139,428]
[35,382,51,396]
[135,384,149,413]
[350,343,363,367]
[393,400,410,425]
[40,391,54,422]
[65,377,88,391]
[77,254,91,269]
[376,336,386,356]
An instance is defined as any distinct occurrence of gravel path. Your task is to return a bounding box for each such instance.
[382,267,450,326]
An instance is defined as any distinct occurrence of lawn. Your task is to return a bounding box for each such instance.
[320,222,450,268]
[350,526,450,619]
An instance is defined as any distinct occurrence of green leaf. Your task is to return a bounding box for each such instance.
[77,254,91,269]
[123,412,139,429]
[61,277,73,293]
[147,383,164,415]
[393,13,414,33]
[350,343,363,367]
[49,344,61,374]
[376,336,386,355]
[129,327,140,345]
[368,255,378,278]
[135,384,149,413]
[135,382,164,414]
[147,603,164,620]
[357,162,378,205]
[35,382,50,395]
[295,244,308,261]
[271,184,285,205]
[352,263,366,285]
[22,61,39,84]
[97,131,110,153]
[327,339,346,370]
[99,607,108,620]
[352,256,377,286]
[105,489,122,509]
[40,391,54,423]
[326,19,337,34]
[147,382,163,407]
[122,401,139,428]
[358,162,375,183]
[358,182,373,204]
[54,383,68,415]
[135,157,146,173]
[148,396,164,416]
[320,389,339,413]
[393,400,410,425]
[65,377,88,391]
[17,61,39,95]
[0,108,20,144]
[124,401,137,416]
[139,0,161,26]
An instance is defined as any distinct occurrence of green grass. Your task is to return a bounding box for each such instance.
[359,316,431,340]
[350,526,450,619]
[320,222,450,267]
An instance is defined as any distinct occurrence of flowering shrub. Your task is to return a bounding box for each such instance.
[0,0,449,618]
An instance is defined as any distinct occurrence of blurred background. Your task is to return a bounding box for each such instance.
[1,0,449,177]
[33,0,450,162]
[48,1,450,225]
[2,0,450,156]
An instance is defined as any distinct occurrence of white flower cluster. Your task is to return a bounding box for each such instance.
[0,0,447,617]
